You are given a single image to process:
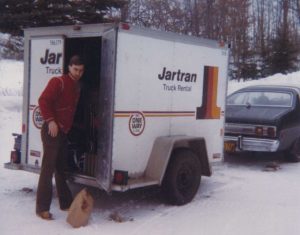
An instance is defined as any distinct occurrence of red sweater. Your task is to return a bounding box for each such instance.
[38,74,81,133]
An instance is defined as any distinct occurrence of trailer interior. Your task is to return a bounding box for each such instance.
[64,37,102,178]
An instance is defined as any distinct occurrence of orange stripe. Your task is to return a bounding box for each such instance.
[145,114,195,117]
[205,67,213,118]
[114,112,195,118]
[114,114,131,118]
[211,67,220,118]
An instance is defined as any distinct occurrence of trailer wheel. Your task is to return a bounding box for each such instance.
[162,149,201,205]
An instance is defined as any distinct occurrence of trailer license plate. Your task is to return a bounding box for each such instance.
[224,141,236,152]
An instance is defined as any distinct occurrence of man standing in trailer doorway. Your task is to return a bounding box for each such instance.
[36,55,85,220]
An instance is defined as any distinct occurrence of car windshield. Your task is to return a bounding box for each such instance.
[227,91,293,107]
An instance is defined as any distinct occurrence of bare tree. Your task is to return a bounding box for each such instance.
[126,0,300,78]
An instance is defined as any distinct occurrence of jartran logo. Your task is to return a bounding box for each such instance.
[129,112,145,136]
[40,49,63,64]
[40,47,63,74]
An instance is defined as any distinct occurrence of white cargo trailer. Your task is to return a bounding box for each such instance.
[5,23,229,205]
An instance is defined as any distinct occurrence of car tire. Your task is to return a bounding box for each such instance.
[162,149,201,205]
[287,138,300,162]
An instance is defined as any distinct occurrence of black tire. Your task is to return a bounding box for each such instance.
[162,149,201,205]
[286,138,300,162]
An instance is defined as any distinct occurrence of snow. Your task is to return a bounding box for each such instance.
[1,59,300,235]
[228,71,300,94]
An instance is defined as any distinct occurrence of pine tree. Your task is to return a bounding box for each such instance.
[0,0,127,36]
[268,29,300,74]
[267,0,300,74]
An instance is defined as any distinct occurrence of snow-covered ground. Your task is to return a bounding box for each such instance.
[1,59,300,235]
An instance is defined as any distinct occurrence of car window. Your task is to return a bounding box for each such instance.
[228,91,293,107]
[248,92,269,105]
[268,92,292,106]
[227,92,248,105]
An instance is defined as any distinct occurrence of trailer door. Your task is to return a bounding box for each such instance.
[96,28,117,191]
[27,37,65,166]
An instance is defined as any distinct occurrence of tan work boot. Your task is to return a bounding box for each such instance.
[36,211,53,220]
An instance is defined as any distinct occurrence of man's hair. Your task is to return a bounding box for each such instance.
[68,55,84,66]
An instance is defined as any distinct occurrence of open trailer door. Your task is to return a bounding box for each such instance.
[95,27,117,192]
[27,36,65,167]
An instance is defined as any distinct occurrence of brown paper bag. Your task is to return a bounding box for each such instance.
[66,188,94,228]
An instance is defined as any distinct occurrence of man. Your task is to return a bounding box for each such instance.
[36,55,84,220]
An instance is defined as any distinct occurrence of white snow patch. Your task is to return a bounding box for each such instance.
[228,71,300,94]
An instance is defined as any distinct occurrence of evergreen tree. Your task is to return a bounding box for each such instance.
[0,0,127,36]
[268,28,300,74]
[0,35,23,60]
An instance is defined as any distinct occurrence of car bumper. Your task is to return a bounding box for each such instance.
[224,136,280,152]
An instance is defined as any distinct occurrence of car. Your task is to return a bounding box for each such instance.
[224,84,300,162]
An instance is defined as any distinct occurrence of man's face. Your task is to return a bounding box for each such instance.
[68,64,84,81]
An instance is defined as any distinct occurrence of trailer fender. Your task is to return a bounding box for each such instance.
[145,136,211,185]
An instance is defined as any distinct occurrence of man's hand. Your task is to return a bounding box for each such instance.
[48,121,58,137]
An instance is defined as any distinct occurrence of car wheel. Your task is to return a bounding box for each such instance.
[287,138,300,162]
[162,149,201,205]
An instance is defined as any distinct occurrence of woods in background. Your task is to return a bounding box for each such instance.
[126,0,300,80]
[0,0,299,80]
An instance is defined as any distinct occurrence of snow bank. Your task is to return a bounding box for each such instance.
[228,71,300,94]
[0,59,23,93]
[0,60,23,113]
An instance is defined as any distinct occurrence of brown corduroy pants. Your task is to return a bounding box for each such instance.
[36,123,73,213]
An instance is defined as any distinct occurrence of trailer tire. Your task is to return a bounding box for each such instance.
[162,149,201,205]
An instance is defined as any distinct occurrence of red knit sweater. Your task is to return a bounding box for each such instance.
[38,74,81,133]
